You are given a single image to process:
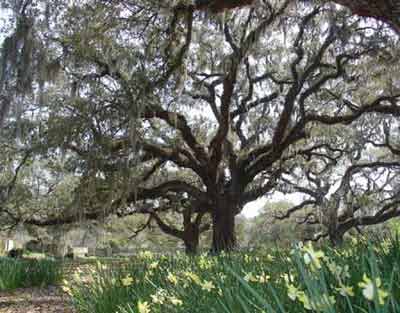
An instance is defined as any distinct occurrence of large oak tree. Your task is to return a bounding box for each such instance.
[1,0,399,252]
[18,1,397,251]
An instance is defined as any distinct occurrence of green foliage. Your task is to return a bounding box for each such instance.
[247,201,320,248]
[66,237,400,313]
[387,219,400,235]
[0,257,62,291]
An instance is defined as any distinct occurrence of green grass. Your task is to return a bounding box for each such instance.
[66,237,400,313]
[0,257,63,291]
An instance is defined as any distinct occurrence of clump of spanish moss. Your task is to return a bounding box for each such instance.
[0,8,61,129]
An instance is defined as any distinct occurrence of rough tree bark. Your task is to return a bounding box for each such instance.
[195,0,255,12]
[210,196,237,252]
[328,228,345,246]
[183,223,201,254]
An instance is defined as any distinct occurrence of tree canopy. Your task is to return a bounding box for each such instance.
[0,0,399,253]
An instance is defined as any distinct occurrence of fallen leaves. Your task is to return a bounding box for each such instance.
[0,286,74,313]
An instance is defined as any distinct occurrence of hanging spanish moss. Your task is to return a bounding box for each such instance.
[0,3,61,130]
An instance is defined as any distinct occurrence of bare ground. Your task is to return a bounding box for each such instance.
[0,286,74,313]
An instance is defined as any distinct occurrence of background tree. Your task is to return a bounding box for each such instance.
[274,113,400,245]
[247,200,320,247]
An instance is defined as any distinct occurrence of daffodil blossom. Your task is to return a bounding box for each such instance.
[335,284,354,297]
[121,274,134,287]
[201,280,215,292]
[167,272,178,285]
[358,274,389,305]
[137,300,151,313]
[302,242,325,270]
[287,284,303,301]
[170,296,183,306]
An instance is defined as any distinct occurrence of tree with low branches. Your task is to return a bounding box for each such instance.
[1,1,399,252]
[274,114,400,245]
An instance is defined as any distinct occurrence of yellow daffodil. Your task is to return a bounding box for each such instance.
[61,285,72,296]
[170,296,183,306]
[256,272,270,284]
[287,284,303,301]
[121,274,134,287]
[297,292,312,310]
[183,271,201,285]
[148,261,159,269]
[244,272,257,283]
[335,284,354,297]
[198,256,213,270]
[201,280,215,292]
[281,273,295,283]
[150,289,167,304]
[139,251,154,260]
[296,292,335,311]
[167,272,178,285]
[137,300,151,313]
[302,242,325,270]
[358,274,389,305]
[327,262,350,280]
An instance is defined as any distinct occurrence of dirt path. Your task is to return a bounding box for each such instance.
[0,259,128,313]
[0,286,74,313]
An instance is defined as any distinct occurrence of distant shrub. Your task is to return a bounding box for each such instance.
[7,248,24,258]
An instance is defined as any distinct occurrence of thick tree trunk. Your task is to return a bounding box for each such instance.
[210,199,236,253]
[183,224,200,254]
[184,238,199,254]
[329,230,344,246]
